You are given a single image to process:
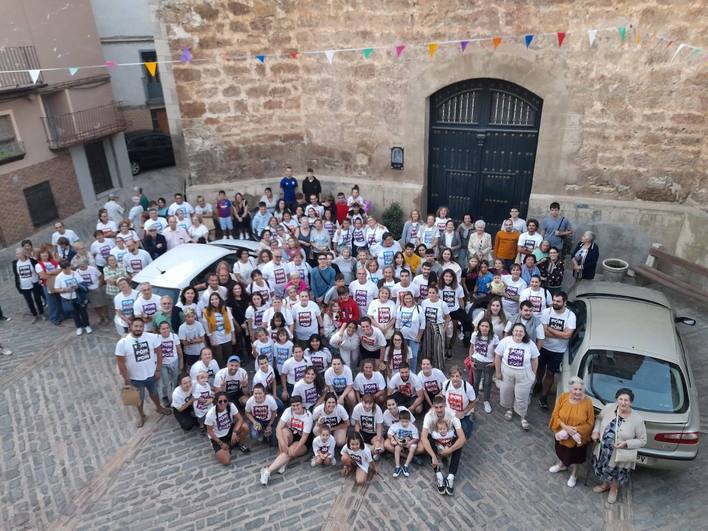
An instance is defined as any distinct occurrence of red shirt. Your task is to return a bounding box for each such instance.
[336,202,349,225]
[338,298,360,323]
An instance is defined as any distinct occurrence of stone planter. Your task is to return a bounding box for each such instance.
[602,258,629,282]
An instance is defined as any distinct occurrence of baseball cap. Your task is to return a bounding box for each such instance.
[227,355,241,364]
[144,220,157,231]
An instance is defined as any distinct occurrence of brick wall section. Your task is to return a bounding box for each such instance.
[0,153,84,246]
[157,0,706,206]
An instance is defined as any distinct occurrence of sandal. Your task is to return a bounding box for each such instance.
[158,407,172,415]
[504,410,513,421]
[593,484,610,493]
[607,489,618,504]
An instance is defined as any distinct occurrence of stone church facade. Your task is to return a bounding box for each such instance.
[153,0,706,264]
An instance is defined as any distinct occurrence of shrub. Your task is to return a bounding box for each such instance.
[381,202,405,240]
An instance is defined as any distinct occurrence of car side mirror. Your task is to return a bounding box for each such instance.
[675,316,696,326]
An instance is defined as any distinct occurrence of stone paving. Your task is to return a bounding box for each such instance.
[0,180,706,529]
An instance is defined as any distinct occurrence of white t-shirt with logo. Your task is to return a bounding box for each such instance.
[384,348,411,373]
[253,338,275,366]
[388,372,423,398]
[348,279,378,313]
[123,249,152,274]
[245,394,278,422]
[16,259,38,289]
[281,356,311,385]
[293,380,322,409]
[470,332,500,364]
[387,421,420,442]
[500,275,528,317]
[391,282,420,305]
[77,266,101,291]
[279,407,313,437]
[411,274,431,300]
[55,271,82,300]
[417,368,446,397]
[324,365,353,395]
[158,332,180,368]
[253,366,276,391]
[312,403,349,428]
[341,445,373,472]
[517,231,544,260]
[351,403,383,435]
[114,332,161,381]
[192,381,213,417]
[382,406,416,429]
[313,435,337,462]
[273,340,294,373]
[171,385,193,410]
[178,321,206,358]
[133,295,162,331]
[204,403,237,438]
[189,359,220,384]
[519,287,552,316]
[495,336,540,370]
[439,284,464,313]
[90,239,114,267]
[395,305,424,342]
[291,301,321,341]
[114,290,138,327]
[354,372,386,396]
[358,328,387,354]
[262,261,289,295]
[367,299,396,328]
[214,367,248,395]
[442,379,476,414]
[541,307,577,353]
[420,299,450,325]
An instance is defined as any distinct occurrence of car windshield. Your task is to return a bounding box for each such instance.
[149,286,181,304]
[581,349,688,414]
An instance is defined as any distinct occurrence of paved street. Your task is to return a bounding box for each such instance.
[0,184,706,529]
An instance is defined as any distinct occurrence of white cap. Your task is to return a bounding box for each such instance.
[144,220,157,231]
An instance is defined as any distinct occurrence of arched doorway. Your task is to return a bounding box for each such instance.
[427,78,543,229]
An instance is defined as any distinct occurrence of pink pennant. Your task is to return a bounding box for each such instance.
[395,45,406,58]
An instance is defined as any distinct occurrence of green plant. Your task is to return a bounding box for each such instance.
[381,202,405,240]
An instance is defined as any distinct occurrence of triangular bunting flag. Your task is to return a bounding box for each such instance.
[180,48,192,63]
[460,40,469,52]
[256,55,266,63]
[524,34,534,48]
[104,60,116,69]
[68,67,79,76]
[428,43,438,58]
[636,31,641,44]
[325,50,335,64]
[618,26,627,42]
[557,32,566,47]
[492,36,502,49]
[395,45,406,57]
[289,50,299,59]
[670,43,687,62]
[144,62,157,77]
[588,29,598,47]
[28,69,41,84]
[362,48,373,58]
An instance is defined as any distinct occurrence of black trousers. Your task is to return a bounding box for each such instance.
[20,284,44,316]
[427,433,461,475]
[449,308,472,333]
[173,407,197,431]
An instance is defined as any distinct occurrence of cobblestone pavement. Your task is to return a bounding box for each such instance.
[0,185,706,529]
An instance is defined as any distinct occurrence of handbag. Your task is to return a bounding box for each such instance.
[121,385,141,407]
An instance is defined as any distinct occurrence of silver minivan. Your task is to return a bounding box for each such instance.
[559,281,700,469]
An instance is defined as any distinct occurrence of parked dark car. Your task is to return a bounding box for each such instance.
[125,130,175,175]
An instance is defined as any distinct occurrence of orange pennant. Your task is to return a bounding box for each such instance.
[492,36,502,49]
[428,42,439,57]
[144,62,158,77]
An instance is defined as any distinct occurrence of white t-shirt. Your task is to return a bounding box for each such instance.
[15,259,38,289]
[123,249,152,274]
[168,201,194,217]
[273,340,294,373]
[541,307,577,353]
[292,380,321,409]
[519,287,552,316]
[387,421,420,442]
[367,299,396,328]
[384,348,411,373]
[370,241,401,269]
[55,271,82,300]
[411,274,431,300]
[495,336,540,370]
[382,406,416,429]
[245,394,278,422]
[90,239,115,267]
[199,286,228,307]
[305,348,331,374]
[205,307,234,346]
[279,407,313,437]
[262,306,294,327]
[351,403,383,435]
[96,220,118,236]
[348,280,378,313]
[114,332,161,381]
[391,282,420,305]
[388,372,422,398]
[442,379,476,414]
[418,368,446,396]
[192,381,213,417]
[517,231,544,259]
[261,261,289,294]
[133,295,162,331]
[189,359,220,384]
[501,275,527,317]
[420,298,450,324]
[77,266,101,291]
[324,365,353,395]
[504,316,545,341]
[178,321,206,358]
[232,258,256,282]
[253,338,275,366]
[248,281,272,305]
[109,245,129,265]
[282,356,310,385]
[171,385,193,410]
[253,366,276,391]
[245,305,268,330]
[354,372,386,395]
[358,328,387,354]
[52,229,79,246]
[439,284,464,312]
[214,367,248,395]
[470,332,500,363]
[204,403,238,438]
[312,435,337,461]
[189,224,209,241]
[422,407,462,433]
[114,290,138,326]
[341,445,372,472]
[312,403,349,428]
[291,301,321,341]
[158,332,180,367]
[395,305,424,342]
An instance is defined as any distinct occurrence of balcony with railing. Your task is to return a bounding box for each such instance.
[42,102,127,149]
[0,46,43,92]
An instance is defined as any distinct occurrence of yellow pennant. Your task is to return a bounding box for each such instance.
[428,42,439,58]
[636,31,641,44]
[144,62,158,77]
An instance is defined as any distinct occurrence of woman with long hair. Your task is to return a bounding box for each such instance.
[420,285,450,370]
[473,296,507,341]
[233,193,251,240]
[293,366,326,411]
[439,269,472,350]
[467,317,499,414]
[202,293,235,366]
[384,331,410,377]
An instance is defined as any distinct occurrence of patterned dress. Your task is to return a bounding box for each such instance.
[592,416,631,485]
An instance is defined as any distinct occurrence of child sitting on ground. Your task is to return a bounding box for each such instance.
[387,410,420,478]
[311,424,336,467]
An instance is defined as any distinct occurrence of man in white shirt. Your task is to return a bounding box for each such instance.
[391,269,420,305]
[348,268,378,317]
[199,273,228,308]
[146,208,168,234]
[509,207,527,234]
[388,363,424,413]
[194,195,214,218]
[167,192,194,217]
[123,240,152,274]
[133,283,162,332]
[104,193,125,224]
[370,232,402,270]
[115,318,172,427]
[51,222,80,246]
[517,218,544,263]
[538,291,577,409]
[163,216,193,250]
[261,250,289,298]
[291,291,323,342]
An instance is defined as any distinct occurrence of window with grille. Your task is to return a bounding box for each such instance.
[0,114,24,164]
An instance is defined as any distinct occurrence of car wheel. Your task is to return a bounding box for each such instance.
[130,160,141,176]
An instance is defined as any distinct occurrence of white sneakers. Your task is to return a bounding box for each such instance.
[483,401,492,414]
[260,468,270,485]
[521,418,530,430]
[277,464,287,474]
[549,464,567,473]
[0,347,12,356]
[76,328,83,336]
[85,326,93,334]
[76,327,93,336]
[567,475,577,488]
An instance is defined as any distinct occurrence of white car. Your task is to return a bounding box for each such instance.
[131,239,259,301]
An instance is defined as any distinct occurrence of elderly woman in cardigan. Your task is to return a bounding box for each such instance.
[467,220,493,264]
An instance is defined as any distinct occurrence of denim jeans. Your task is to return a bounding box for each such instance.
[43,286,62,324]
[405,339,419,372]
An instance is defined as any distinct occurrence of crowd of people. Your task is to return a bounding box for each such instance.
[7,167,642,502]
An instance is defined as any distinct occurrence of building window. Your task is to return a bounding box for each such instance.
[0,113,25,164]
[141,50,164,105]
[24,181,59,227]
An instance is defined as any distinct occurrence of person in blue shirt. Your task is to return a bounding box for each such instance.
[280,166,298,211]
[310,254,336,303]
[520,254,541,285]
[251,202,273,239]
